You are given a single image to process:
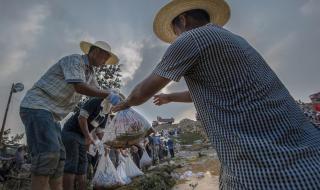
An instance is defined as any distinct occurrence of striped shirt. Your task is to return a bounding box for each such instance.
[21,54,98,121]
[153,23,320,189]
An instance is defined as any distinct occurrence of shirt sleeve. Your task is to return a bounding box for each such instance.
[152,33,200,82]
[79,98,103,119]
[89,73,99,89]
[60,55,86,83]
[99,116,107,128]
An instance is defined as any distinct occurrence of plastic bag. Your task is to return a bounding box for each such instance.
[102,115,116,143]
[104,108,151,148]
[92,152,124,188]
[117,154,132,185]
[139,149,152,169]
[88,140,104,157]
[88,144,97,157]
[124,153,144,178]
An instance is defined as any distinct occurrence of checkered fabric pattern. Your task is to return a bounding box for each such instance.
[21,54,97,121]
[153,23,320,189]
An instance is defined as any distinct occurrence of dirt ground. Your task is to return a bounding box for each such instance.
[172,147,220,190]
[173,174,219,190]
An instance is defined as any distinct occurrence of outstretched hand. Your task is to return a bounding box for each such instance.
[153,93,171,106]
[85,134,95,145]
[111,100,130,113]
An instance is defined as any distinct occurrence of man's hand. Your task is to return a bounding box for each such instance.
[111,99,130,112]
[85,134,95,145]
[153,93,171,106]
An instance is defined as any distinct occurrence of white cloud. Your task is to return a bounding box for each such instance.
[115,41,144,85]
[300,0,320,16]
[0,4,49,78]
[159,82,174,94]
[264,33,297,70]
[65,29,96,45]
[176,107,196,122]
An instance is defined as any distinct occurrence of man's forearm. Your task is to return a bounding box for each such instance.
[73,83,110,98]
[126,83,151,107]
[78,117,91,139]
[168,91,192,102]
[126,74,170,106]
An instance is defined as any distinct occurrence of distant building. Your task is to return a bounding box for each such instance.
[157,116,174,124]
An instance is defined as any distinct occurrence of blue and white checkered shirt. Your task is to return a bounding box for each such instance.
[153,23,320,189]
[21,54,98,121]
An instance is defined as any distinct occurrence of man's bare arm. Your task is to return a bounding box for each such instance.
[78,115,94,145]
[73,83,109,98]
[153,91,192,106]
[112,74,170,111]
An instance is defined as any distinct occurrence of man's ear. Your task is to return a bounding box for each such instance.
[89,48,99,57]
[179,14,187,29]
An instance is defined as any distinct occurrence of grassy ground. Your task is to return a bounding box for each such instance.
[115,165,177,190]
[173,132,204,145]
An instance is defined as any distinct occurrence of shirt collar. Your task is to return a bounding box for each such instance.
[82,54,89,65]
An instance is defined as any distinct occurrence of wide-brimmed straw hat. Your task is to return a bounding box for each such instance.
[80,41,119,65]
[153,0,231,43]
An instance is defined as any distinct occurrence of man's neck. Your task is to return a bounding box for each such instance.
[186,21,209,31]
[86,54,94,66]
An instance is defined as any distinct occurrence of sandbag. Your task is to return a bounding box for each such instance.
[117,154,132,185]
[104,108,151,148]
[139,149,152,169]
[92,151,124,188]
[124,154,144,178]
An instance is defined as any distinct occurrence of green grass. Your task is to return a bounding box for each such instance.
[174,132,204,145]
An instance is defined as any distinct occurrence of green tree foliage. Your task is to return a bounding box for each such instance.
[94,64,122,90]
[74,64,122,112]
[0,129,24,147]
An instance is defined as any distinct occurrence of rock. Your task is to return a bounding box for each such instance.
[195,172,205,178]
[148,166,157,171]
[194,140,202,144]
[171,172,180,179]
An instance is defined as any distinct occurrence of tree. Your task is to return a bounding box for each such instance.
[0,129,24,148]
[73,64,122,112]
[94,64,122,90]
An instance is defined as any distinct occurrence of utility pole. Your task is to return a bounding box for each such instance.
[0,83,24,145]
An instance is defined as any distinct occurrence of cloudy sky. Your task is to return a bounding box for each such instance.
[0,0,319,137]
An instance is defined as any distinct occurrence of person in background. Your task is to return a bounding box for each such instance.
[167,138,174,158]
[109,148,119,169]
[147,134,154,158]
[15,146,26,170]
[141,137,151,157]
[87,127,106,178]
[62,96,120,190]
[152,133,161,164]
[158,138,165,161]
[130,145,141,169]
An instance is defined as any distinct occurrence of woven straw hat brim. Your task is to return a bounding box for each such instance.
[80,41,119,65]
[153,0,230,43]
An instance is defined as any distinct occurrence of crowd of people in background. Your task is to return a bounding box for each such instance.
[83,127,177,189]
[87,128,177,175]
[297,100,320,125]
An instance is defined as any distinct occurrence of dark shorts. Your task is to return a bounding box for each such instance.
[61,131,88,175]
[19,107,66,178]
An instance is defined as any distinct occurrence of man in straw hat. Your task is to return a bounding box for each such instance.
[113,0,320,189]
[20,41,121,190]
